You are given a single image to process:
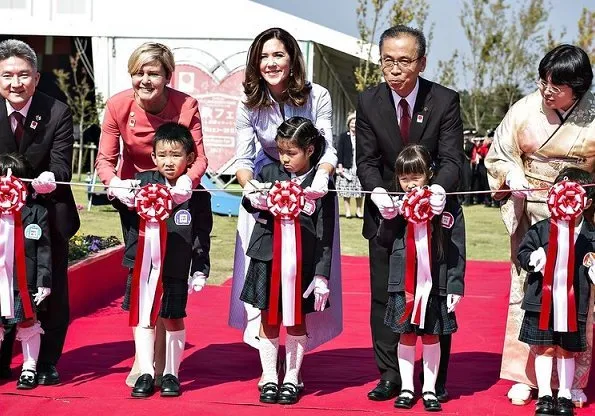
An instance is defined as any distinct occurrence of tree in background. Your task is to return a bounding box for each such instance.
[54,50,104,180]
[576,7,594,62]
[354,0,433,92]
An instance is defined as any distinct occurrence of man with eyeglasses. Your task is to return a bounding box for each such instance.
[356,25,463,405]
[0,39,79,387]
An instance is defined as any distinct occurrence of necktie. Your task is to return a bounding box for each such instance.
[399,99,410,144]
[12,112,25,145]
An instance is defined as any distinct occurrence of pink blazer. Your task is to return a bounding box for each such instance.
[95,87,208,186]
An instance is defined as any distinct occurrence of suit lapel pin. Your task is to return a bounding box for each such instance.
[416,114,424,123]
[30,120,38,129]
[129,112,136,127]
[35,114,41,121]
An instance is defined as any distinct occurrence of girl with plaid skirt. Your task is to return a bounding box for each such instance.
[517,168,595,416]
[377,145,465,412]
[0,153,51,390]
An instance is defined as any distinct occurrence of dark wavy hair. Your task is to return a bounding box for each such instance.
[275,116,325,166]
[243,28,311,109]
[539,44,593,98]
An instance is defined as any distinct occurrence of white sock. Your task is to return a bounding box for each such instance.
[535,354,553,398]
[557,357,575,400]
[283,334,307,385]
[164,329,186,378]
[259,337,279,384]
[16,322,44,372]
[398,343,416,397]
[134,326,156,376]
[422,342,441,394]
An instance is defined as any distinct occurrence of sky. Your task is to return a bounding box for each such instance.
[252,0,592,86]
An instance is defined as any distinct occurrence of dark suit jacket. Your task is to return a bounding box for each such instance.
[124,171,213,279]
[337,132,354,169]
[376,199,465,296]
[0,92,80,240]
[21,201,52,290]
[356,78,464,239]
[518,218,595,322]
[243,163,336,283]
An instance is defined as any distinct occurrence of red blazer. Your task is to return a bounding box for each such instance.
[95,87,208,186]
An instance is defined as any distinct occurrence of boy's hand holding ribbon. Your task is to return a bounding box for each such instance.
[303,276,329,311]
[188,271,207,294]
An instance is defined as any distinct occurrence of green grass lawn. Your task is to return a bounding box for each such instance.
[73,187,510,285]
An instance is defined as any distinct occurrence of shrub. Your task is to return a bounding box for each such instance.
[69,234,121,262]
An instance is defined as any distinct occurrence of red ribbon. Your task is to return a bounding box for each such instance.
[129,183,173,327]
[266,180,305,326]
[540,180,585,331]
[0,175,33,319]
[399,187,434,325]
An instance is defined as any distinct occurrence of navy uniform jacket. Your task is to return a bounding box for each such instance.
[243,163,336,284]
[518,218,595,322]
[21,201,52,291]
[376,198,465,297]
[124,171,212,279]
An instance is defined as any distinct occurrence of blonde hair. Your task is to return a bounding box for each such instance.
[127,42,175,78]
[346,111,356,130]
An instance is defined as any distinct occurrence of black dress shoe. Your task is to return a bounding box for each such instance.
[277,382,299,405]
[555,397,575,416]
[394,389,415,409]
[131,373,154,398]
[534,395,556,416]
[422,391,442,412]
[259,382,279,404]
[0,366,12,380]
[37,364,59,386]
[160,374,180,397]
[367,380,400,401]
[16,369,37,390]
[436,387,449,403]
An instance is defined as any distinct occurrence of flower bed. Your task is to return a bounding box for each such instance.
[69,234,121,262]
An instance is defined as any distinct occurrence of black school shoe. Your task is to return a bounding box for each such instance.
[278,382,300,405]
[556,397,575,416]
[534,395,556,416]
[394,390,416,409]
[422,391,442,412]
[259,382,279,404]
[37,364,59,385]
[16,369,37,390]
[160,374,181,397]
[131,373,155,398]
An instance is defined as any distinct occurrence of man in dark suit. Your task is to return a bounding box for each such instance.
[0,39,80,385]
[356,25,463,402]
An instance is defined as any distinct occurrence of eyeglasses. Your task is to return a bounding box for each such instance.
[536,80,564,96]
[380,57,421,71]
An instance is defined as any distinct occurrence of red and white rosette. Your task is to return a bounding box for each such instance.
[266,180,305,326]
[541,180,586,332]
[129,183,173,327]
[0,170,33,319]
[400,187,435,329]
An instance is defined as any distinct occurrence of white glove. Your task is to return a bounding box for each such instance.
[303,275,330,312]
[529,247,546,273]
[303,169,330,200]
[589,265,595,285]
[429,184,446,215]
[447,294,462,313]
[371,187,399,219]
[244,180,270,211]
[33,287,51,305]
[31,171,56,194]
[187,271,207,294]
[505,169,531,199]
[107,177,140,208]
[169,174,193,205]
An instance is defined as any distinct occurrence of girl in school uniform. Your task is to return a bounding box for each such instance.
[240,116,336,405]
[378,145,465,412]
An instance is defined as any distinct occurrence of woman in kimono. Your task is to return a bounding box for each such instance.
[485,44,595,407]
[229,27,342,390]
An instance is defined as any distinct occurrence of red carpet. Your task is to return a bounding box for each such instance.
[0,256,594,415]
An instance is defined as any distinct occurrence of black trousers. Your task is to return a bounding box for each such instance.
[112,199,138,268]
[369,236,452,388]
[0,324,16,369]
[37,231,70,366]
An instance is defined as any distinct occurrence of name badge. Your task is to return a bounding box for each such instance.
[25,224,42,240]
[174,209,191,226]
[302,199,316,216]
[441,212,454,229]
[583,252,595,267]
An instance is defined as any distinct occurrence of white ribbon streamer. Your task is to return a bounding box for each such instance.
[280,218,297,327]
[137,221,162,327]
[411,222,432,329]
[0,214,15,318]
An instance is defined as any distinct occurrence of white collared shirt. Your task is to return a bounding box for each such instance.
[6,98,33,133]
[290,167,315,185]
[391,78,420,126]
